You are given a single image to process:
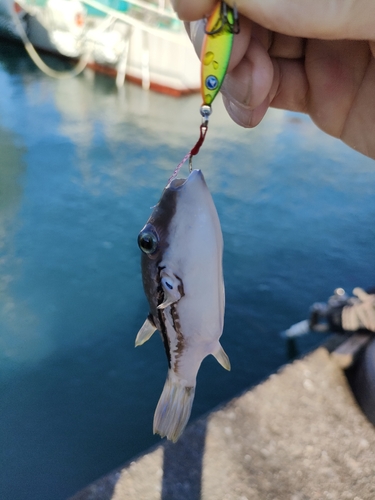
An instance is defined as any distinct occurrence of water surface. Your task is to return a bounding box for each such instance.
[0,41,374,500]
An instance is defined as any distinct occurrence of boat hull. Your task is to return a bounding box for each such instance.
[0,0,201,96]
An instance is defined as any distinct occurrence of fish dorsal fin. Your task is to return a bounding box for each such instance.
[213,343,231,371]
[135,317,157,347]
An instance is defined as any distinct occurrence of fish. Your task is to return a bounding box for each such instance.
[136,169,230,442]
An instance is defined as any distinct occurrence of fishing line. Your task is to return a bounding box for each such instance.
[168,122,209,184]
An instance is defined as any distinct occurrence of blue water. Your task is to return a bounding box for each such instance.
[0,41,374,500]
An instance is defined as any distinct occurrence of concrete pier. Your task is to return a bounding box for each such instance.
[70,342,375,500]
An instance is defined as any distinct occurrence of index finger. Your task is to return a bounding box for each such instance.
[230,0,375,40]
[174,0,375,40]
[172,0,217,21]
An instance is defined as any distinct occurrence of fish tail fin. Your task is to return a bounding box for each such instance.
[153,371,195,443]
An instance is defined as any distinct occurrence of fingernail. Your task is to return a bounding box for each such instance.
[223,95,253,128]
[221,73,252,109]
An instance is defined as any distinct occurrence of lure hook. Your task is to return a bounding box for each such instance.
[205,2,240,36]
[189,155,193,172]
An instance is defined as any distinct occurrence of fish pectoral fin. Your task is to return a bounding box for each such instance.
[157,271,183,310]
[213,343,231,371]
[157,299,174,310]
[157,295,180,310]
[135,317,157,347]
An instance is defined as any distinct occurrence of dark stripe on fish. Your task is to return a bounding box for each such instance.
[140,178,189,371]
[156,268,171,368]
[140,184,179,316]
[158,308,171,368]
[170,303,185,373]
[157,273,185,371]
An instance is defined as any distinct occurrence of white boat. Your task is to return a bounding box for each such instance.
[0,0,201,95]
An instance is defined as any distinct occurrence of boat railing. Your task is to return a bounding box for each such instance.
[111,0,177,20]
[80,0,190,45]
[16,0,190,45]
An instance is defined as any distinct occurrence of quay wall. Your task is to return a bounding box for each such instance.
[70,341,375,500]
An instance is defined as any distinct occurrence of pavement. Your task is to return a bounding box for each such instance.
[70,343,375,500]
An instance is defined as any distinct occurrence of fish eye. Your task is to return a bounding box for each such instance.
[138,225,159,255]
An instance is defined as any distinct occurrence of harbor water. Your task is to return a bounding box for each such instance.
[0,40,374,500]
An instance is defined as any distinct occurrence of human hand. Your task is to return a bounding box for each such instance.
[173,0,375,159]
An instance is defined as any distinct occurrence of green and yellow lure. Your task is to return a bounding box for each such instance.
[201,2,239,108]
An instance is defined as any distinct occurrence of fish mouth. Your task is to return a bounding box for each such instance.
[168,169,205,190]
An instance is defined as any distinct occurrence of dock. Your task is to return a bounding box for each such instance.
[70,337,375,500]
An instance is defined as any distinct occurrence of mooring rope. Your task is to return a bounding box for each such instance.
[11,5,90,79]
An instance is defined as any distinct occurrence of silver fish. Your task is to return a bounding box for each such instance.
[136,169,230,442]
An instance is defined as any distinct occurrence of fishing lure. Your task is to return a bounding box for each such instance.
[201,1,239,109]
[169,1,239,182]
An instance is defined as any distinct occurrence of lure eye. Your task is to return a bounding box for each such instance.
[205,75,218,91]
[138,225,159,255]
